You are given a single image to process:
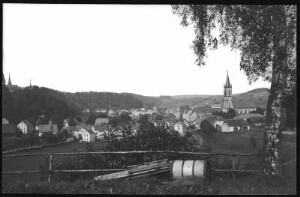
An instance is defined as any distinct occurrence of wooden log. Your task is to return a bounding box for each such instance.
[129,163,171,174]
[128,159,168,168]
[94,162,172,181]
[94,170,130,181]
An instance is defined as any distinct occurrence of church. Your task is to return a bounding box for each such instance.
[221,71,256,115]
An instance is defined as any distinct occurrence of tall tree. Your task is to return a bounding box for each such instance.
[172,5,296,177]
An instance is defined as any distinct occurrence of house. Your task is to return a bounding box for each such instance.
[38,120,59,137]
[17,120,34,135]
[60,118,69,132]
[221,119,250,132]
[174,121,187,137]
[94,118,109,132]
[78,128,96,142]
[2,118,9,124]
[2,123,17,138]
[213,120,225,131]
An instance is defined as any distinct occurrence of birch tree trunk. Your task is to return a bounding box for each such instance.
[264,38,288,177]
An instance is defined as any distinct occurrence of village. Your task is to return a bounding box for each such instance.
[2,72,268,148]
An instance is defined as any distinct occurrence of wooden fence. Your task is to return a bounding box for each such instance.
[2,151,264,183]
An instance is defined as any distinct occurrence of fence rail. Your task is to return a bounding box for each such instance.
[2,151,264,183]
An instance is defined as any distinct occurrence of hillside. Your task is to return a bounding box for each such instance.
[166,88,269,109]
[2,86,270,125]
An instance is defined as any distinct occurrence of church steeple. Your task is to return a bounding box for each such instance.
[222,71,233,112]
[225,71,231,88]
[7,73,12,86]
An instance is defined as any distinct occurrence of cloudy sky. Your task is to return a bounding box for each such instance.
[3,4,271,96]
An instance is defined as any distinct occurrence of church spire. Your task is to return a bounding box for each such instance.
[7,73,12,86]
[225,71,231,88]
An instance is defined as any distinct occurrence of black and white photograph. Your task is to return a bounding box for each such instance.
[2,2,297,195]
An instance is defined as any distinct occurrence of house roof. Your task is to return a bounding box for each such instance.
[95,118,109,125]
[22,120,34,128]
[204,115,225,124]
[233,99,257,108]
[87,130,95,135]
[38,124,58,133]
[2,118,9,124]
[75,124,92,131]
[2,124,17,134]
[234,113,264,120]
[225,119,248,127]
[174,120,187,129]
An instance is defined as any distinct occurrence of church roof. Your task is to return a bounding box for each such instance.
[7,73,12,86]
[224,71,232,88]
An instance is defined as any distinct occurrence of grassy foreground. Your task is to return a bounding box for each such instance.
[2,173,296,195]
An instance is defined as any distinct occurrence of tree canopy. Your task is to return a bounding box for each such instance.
[172,5,296,88]
[172,5,296,177]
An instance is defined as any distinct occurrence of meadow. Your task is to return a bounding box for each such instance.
[2,128,296,194]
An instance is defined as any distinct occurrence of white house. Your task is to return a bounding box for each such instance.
[78,128,96,142]
[221,119,250,132]
[174,121,187,137]
[17,120,34,135]
[213,120,225,131]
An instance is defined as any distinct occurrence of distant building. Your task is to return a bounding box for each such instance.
[94,118,109,132]
[174,120,187,137]
[222,71,234,113]
[6,73,20,92]
[17,120,34,135]
[2,122,17,138]
[78,128,96,142]
[221,71,260,115]
[221,119,249,132]
[38,120,59,136]
[2,118,9,124]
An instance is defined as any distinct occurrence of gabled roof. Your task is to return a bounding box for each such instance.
[2,118,9,124]
[76,124,92,131]
[20,120,34,128]
[95,118,109,125]
[234,113,264,120]
[38,124,58,133]
[224,119,248,127]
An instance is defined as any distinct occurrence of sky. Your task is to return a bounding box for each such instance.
[3,4,271,96]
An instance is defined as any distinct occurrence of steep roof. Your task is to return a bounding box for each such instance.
[7,73,12,86]
[2,118,9,124]
[224,71,232,88]
[95,118,109,125]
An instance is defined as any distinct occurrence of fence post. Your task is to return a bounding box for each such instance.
[48,154,53,183]
[232,156,235,180]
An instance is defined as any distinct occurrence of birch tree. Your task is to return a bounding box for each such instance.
[172,5,296,177]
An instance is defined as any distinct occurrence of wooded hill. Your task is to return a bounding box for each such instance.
[2,84,269,125]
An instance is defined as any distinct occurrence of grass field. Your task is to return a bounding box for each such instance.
[2,129,296,194]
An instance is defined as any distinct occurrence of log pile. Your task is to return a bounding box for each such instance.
[94,159,172,181]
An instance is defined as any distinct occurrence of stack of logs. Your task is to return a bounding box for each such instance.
[94,159,171,181]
